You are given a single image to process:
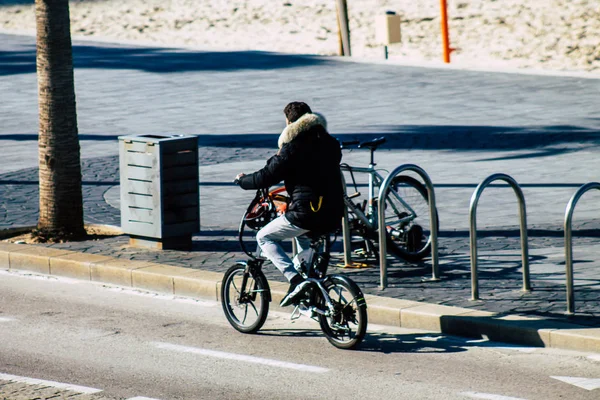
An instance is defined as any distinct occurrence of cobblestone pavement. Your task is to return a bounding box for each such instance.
[2,32,600,330]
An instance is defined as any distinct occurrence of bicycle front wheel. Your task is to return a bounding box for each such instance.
[382,175,438,262]
[317,275,367,350]
[221,263,269,334]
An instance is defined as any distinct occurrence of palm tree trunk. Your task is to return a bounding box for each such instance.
[35,0,85,240]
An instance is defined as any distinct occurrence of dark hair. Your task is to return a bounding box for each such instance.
[283,101,312,123]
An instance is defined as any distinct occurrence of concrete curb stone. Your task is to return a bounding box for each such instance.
[90,259,154,287]
[50,252,114,280]
[9,246,74,275]
[0,241,598,353]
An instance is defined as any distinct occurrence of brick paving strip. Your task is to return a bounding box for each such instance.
[0,378,114,400]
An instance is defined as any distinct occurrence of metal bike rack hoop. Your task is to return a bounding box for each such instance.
[378,164,440,289]
[469,173,530,301]
[564,182,600,315]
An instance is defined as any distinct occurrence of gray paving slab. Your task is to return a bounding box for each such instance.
[1,32,600,329]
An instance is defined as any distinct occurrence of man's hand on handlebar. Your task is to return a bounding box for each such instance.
[233,173,245,185]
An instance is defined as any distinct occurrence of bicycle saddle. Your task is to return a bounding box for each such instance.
[358,136,386,150]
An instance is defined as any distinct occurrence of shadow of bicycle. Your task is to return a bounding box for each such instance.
[252,329,527,355]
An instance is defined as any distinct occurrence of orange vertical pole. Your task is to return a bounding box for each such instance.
[440,0,451,63]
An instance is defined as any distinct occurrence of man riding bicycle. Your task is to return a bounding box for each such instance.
[235,101,344,307]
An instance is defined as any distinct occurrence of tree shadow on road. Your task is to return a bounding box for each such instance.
[0,42,333,76]
[255,329,533,355]
[2,124,599,160]
[359,332,477,354]
[255,329,477,354]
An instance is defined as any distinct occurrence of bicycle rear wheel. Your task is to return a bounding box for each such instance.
[382,175,438,262]
[221,263,269,334]
[317,275,367,350]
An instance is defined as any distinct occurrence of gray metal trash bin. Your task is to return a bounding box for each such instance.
[118,134,199,250]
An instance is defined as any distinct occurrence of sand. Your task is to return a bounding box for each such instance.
[0,0,599,73]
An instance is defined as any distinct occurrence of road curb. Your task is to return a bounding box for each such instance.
[0,242,598,352]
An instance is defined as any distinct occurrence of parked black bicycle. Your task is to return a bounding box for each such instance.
[221,188,368,349]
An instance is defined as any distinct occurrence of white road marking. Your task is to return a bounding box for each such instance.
[0,317,15,322]
[0,269,74,282]
[0,372,103,394]
[105,287,216,307]
[415,335,445,342]
[551,376,600,390]
[460,391,528,400]
[152,342,329,373]
[127,397,162,400]
[459,337,537,353]
[0,269,215,306]
[487,345,537,353]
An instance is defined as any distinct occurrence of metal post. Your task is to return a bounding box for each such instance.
[440,0,451,63]
[564,182,600,315]
[336,0,351,57]
[469,173,530,301]
[378,164,439,289]
[340,173,353,266]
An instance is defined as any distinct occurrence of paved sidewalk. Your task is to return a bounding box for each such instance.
[1,32,600,351]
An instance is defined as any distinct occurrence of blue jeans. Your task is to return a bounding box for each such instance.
[256,215,311,282]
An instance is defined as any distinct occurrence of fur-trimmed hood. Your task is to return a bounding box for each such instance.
[278,112,327,149]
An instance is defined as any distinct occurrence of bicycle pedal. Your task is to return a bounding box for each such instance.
[290,303,316,320]
[290,305,302,320]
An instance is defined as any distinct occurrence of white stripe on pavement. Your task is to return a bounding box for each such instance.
[152,342,329,373]
[105,287,216,307]
[460,392,528,400]
[488,345,537,353]
[551,376,600,390]
[0,373,103,394]
[127,397,162,400]
[0,317,15,322]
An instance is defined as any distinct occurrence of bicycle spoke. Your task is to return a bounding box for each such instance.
[341,298,358,310]
[333,287,350,305]
[231,277,241,296]
[248,300,259,316]
[242,304,249,324]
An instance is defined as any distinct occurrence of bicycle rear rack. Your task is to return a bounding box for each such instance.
[564,182,600,314]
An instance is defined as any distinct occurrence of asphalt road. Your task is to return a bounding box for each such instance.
[0,269,599,400]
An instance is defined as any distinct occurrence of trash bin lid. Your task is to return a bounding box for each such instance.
[118,134,194,143]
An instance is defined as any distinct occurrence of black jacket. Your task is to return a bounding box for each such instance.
[238,113,344,234]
